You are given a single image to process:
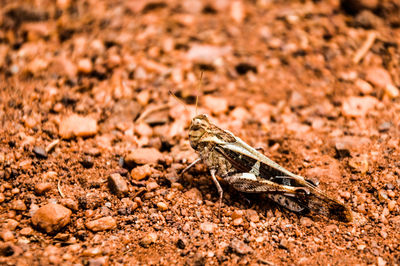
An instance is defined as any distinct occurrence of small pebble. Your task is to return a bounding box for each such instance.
[11,200,27,211]
[184,188,203,202]
[59,114,98,139]
[300,217,313,227]
[378,190,388,202]
[60,198,79,211]
[289,91,307,108]
[357,244,366,251]
[125,148,163,166]
[31,204,72,234]
[279,239,289,250]
[62,253,73,261]
[43,171,58,179]
[135,122,153,137]
[80,156,94,168]
[230,0,245,23]
[81,247,102,257]
[342,96,379,117]
[88,256,109,265]
[340,191,351,200]
[24,116,38,128]
[186,44,231,64]
[231,210,244,220]
[156,202,168,211]
[377,257,387,266]
[230,107,249,123]
[365,67,393,89]
[120,198,138,213]
[35,182,52,194]
[378,122,391,132]
[355,79,373,94]
[29,204,40,217]
[176,238,187,249]
[0,230,14,241]
[171,182,183,190]
[200,222,217,233]
[335,140,350,158]
[245,209,259,223]
[108,173,129,197]
[385,84,399,98]
[233,218,243,226]
[229,239,253,255]
[33,146,48,159]
[203,96,228,115]
[19,160,32,170]
[348,156,368,174]
[131,165,153,180]
[85,216,116,232]
[19,227,33,236]
[139,232,157,247]
[77,58,93,74]
[134,197,142,205]
[3,219,19,230]
[136,90,150,106]
[388,201,396,212]
[146,181,159,191]
[53,103,63,112]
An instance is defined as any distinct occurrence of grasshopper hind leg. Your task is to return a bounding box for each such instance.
[267,194,309,214]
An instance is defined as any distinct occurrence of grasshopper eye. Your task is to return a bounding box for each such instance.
[190,124,202,131]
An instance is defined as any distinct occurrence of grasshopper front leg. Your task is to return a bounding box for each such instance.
[210,169,223,218]
[180,158,202,176]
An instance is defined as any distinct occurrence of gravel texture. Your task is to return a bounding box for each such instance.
[0,0,400,265]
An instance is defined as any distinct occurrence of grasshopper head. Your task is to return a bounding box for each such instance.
[189,114,210,150]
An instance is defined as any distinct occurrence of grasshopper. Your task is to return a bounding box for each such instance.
[175,83,352,222]
[173,73,352,222]
[183,113,352,222]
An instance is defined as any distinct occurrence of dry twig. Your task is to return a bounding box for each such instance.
[353,31,377,64]
[45,139,60,153]
[135,103,170,123]
[58,179,65,198]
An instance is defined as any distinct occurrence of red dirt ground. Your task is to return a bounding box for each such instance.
[1,0,400,265]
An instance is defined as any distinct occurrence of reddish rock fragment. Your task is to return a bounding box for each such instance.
[59,114,98,139]
[108,173,129,197]
[125,148,163,166]
[203,95,228,115]
[186,45,232,64]
[229,239,253,255]
[131,165,153,180]
[139,232,157,247]
[341,96,379,117]
[200,222,217,233]
[11,200,27,211]
[31,204,72,234]
[85,216,116,232]
[365,67,393,89]
[35,182,52,194]
[184,188,203,202]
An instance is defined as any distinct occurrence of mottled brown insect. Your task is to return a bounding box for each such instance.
[183,114,352,222]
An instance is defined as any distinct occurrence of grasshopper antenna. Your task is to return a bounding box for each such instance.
[169,90,189,113]
[195,71,204,116]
